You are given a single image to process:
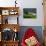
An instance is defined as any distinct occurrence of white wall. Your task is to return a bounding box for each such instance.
[18,0,44,26]
[0,0,15,7]
[0,0,44,26]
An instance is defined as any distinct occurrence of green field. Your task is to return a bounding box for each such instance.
[23,13,36,18]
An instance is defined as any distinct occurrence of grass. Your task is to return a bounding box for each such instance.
[23,13,36,18]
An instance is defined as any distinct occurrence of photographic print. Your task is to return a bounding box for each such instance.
[23,8,37,18]
[2,10,9,15]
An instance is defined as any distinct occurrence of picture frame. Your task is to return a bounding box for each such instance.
[23,8,37,19]
[10,11,15,15]
[9,10,18,15]
[2,10,9,15]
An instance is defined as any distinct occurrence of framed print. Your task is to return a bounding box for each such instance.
[9,9,15,15]
[10,11,15,15]
[9,9,18,15]
[2,10,9,15]
[23,8,37,18]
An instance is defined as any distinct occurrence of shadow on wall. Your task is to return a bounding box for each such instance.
[18,26,44,44]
